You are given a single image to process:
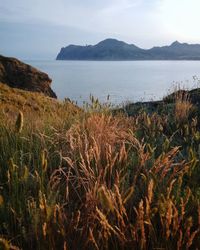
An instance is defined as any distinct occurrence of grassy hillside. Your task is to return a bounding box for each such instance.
[0,82,78,116]
[0,83,200,249]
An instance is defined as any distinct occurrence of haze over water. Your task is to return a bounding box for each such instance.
[27,60,200,105]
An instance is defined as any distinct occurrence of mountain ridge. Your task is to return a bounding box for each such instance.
[56,38,200,60]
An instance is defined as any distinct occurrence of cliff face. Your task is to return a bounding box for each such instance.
[0,55,57,98]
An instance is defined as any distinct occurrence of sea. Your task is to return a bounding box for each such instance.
[26,60,200,106]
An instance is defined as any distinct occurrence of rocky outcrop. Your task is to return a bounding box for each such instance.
[0,55,57,98]
[118,88,200,117]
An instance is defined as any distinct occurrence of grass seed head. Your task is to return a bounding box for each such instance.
[15,110,24,133]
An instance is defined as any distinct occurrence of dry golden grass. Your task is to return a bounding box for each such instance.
[0,84,200,249]
[174,90,193,123]
[50,113,200,249]
[0,82,81,130]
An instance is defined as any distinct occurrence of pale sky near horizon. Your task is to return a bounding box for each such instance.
[1,0,200,59]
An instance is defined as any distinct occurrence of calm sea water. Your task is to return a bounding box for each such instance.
[26,60,200,105]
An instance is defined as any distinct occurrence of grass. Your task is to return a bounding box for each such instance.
[0,83,200,249]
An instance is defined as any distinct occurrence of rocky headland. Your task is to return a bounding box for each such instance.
[0,55,57,98]
[57,38,200,60]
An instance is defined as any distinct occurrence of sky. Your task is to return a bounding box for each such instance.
[1,0,200,59]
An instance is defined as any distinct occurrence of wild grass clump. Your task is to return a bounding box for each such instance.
[174,90,193,123]
[0,86,200,249]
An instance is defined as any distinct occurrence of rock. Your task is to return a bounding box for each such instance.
[163,88,200,106]
[0,55,57,98]
[119,87,200,117]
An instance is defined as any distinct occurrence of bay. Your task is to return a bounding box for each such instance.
[26,60,200,105]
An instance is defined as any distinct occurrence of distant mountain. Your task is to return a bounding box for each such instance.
[56,38,200,60]
[148,41,200,60]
